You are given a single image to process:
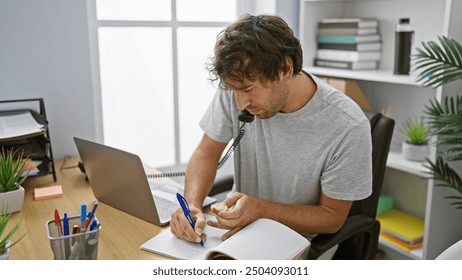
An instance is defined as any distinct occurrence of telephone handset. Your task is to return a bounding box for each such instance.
[238,109,255,123]
[147,110,254,179]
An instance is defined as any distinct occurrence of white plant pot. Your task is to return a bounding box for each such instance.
[402,141,430,162]
[0,186,25,214]
[0,241,11,260]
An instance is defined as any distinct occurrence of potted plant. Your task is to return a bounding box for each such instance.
[0,210,26,260]
[413,36,462,209]
[0,148,29,214]
[402,118,430,161]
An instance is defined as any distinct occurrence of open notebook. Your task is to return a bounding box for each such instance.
[141,215,310,260]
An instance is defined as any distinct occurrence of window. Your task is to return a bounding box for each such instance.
[88,0,237,168]
[88,0,276,168]
[97,27,175,166]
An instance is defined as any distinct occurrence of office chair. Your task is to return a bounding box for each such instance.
[210,111,395,260]
[306,111,394,259]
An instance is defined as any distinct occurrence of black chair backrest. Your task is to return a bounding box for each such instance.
[348,111,395,219]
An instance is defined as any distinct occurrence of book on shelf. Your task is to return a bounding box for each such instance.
[316,49,381,62]
[318,42,382,52]
[141,216,310,260]
[316,34,381,44]
[379,231,423,252]
[314,59,378,70]
[376,209,424,245]
[319,17,379,28]
[318,27,378,36]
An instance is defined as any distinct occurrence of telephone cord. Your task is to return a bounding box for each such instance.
[147,122,246,179]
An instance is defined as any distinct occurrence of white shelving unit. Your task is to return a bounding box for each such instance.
[299,0,462,259]
[304,66,419,86]
[386,151,428,178]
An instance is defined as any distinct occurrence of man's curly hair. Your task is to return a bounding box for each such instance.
[207,14,303,86]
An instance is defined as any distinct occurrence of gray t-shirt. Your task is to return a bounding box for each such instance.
[199,72,372,206]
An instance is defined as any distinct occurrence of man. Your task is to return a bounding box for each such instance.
[170,14,372,248]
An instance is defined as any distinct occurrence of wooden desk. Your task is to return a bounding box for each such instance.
[9,157,169,260]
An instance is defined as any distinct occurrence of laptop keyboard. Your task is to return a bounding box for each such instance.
[150,182,182,222]
[153,195,179,222]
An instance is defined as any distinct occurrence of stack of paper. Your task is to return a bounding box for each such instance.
[16,159,41,176]
[0,112,45,140]
[376,209,424,251]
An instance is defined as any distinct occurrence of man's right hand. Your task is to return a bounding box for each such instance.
[170,206,207,244]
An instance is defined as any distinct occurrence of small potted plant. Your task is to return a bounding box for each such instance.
[402,118,430,161]
[0,148,29,214]
[0,210,26,260]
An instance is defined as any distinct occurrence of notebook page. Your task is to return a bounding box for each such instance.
[205,218,310,260]
[140,215,227,259]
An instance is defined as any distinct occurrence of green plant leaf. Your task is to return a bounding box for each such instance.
[423,97,462,154]
[0,212,27,254]
[402,118,429,145]
[0,148,29,193]
[414,36,462,210]
[413,36,462,88]
[424,157,462,200]
[440,36,462,66]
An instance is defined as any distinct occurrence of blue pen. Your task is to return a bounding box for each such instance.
[63,213,69,236]
[89,220,98,231]
[80,203,87,233]
[85,201,98,228]
[62,213,71,259]
[79,203,87,259]
[176,193,204,246]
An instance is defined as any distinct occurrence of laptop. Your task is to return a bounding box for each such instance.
[74,137,216,226]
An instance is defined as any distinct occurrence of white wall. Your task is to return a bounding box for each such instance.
[276,0,299,36]
[0,0,96,159]
[0,0,299,160]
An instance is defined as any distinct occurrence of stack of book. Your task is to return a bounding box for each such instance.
[376,209,425,252]
[314,17,382,70]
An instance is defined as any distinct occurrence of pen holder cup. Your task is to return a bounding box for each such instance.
[46,215,101,260]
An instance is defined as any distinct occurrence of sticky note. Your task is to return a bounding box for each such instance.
[34,185,63,200]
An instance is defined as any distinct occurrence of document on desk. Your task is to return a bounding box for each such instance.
[0,112,44,139]
[140,215,310,260]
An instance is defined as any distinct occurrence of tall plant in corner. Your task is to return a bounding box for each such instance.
[413,36,462,209]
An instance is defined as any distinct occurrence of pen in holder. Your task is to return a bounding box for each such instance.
[46,215,101,260]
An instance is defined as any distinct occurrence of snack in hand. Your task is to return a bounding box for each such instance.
[211,202,228,215]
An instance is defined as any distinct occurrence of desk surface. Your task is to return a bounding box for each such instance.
[9,157,170,260]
